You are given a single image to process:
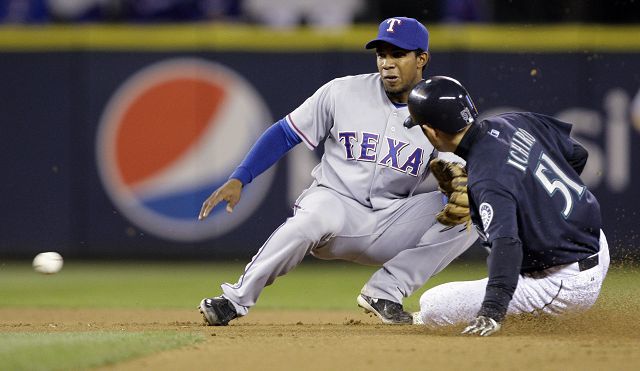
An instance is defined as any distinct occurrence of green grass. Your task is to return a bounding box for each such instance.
[0,331,203,371]
[0,260,638,370]
[0,259,489,311]
[1,259,636,311]
[0,259,640,310]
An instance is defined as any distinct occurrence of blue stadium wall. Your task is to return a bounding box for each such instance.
[0,24,639,260]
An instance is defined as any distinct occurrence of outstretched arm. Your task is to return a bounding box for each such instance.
[199,119,301,219]
[478,237,522,321]
[462,237,522,336]
[462,182,520,336]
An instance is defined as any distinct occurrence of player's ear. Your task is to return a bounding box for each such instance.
[421,124,436,139]
[417,51,429,70]
[433,127,451,141]
[421,124,435,136]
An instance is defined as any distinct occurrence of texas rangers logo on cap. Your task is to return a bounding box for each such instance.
[96,58,274,242]
[365,16,429,51]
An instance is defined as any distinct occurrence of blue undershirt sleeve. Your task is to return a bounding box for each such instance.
[229,118,302,185]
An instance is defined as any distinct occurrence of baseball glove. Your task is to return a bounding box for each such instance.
[429,159,470,226]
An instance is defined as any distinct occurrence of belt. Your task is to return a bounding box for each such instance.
[578,254,599,272]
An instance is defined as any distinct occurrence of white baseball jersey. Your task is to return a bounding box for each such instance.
[286,73,435,210]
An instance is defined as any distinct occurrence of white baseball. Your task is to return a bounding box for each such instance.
[32,252,64,274]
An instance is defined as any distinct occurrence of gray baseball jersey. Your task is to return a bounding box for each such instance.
[220,73,477,316]
[286,73,433,209]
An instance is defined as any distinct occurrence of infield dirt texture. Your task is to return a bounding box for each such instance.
[1,261,639,370]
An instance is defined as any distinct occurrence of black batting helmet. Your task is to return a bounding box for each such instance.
[403,76,478,134]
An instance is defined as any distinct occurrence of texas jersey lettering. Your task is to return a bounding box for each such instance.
[287,73,433,209]
[338,131,424,176]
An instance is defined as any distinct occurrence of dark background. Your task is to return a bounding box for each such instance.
[1,48,638,261]
[2,0,640,24]
[0,0,639,262]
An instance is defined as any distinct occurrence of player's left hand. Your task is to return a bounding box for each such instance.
[437,191,470,226]
[461,315,501,336]
[429,159,470,226]
[429,159,467,196]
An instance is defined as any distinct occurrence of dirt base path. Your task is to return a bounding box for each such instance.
[2,307,639,371]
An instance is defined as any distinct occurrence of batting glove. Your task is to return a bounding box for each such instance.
[461,315,501,337]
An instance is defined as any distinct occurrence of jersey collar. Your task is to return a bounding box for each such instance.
[392,102,408,109]
[454,121,485,160]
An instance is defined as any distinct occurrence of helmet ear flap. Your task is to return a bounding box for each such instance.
[403,116,417,128]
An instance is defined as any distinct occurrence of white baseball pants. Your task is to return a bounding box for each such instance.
[416,230,610,326]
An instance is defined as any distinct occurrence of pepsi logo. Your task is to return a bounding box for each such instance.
[97,58,275,241]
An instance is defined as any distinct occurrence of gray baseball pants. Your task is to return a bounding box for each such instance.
[221,186,478,316]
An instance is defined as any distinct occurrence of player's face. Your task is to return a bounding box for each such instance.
[376,43,427,103]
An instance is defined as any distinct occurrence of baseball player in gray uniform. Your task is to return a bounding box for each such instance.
[198,17,478,325]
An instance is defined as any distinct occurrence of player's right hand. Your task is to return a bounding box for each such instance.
[198,179,243,220]
[461,315,501,337]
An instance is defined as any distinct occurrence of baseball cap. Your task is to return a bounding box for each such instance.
[365,17,429,51]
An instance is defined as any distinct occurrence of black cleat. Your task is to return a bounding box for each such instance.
[357,294,413,324]
[198,296,238,326]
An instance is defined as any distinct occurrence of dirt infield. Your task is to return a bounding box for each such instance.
[2,303,639,371]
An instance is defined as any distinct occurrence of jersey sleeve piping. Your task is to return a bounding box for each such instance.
[286,114,317,150]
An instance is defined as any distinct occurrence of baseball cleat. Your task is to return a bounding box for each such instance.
[357,294,413,324]
[198,296,238,326]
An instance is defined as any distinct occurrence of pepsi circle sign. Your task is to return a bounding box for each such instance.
[97,58,275,242]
